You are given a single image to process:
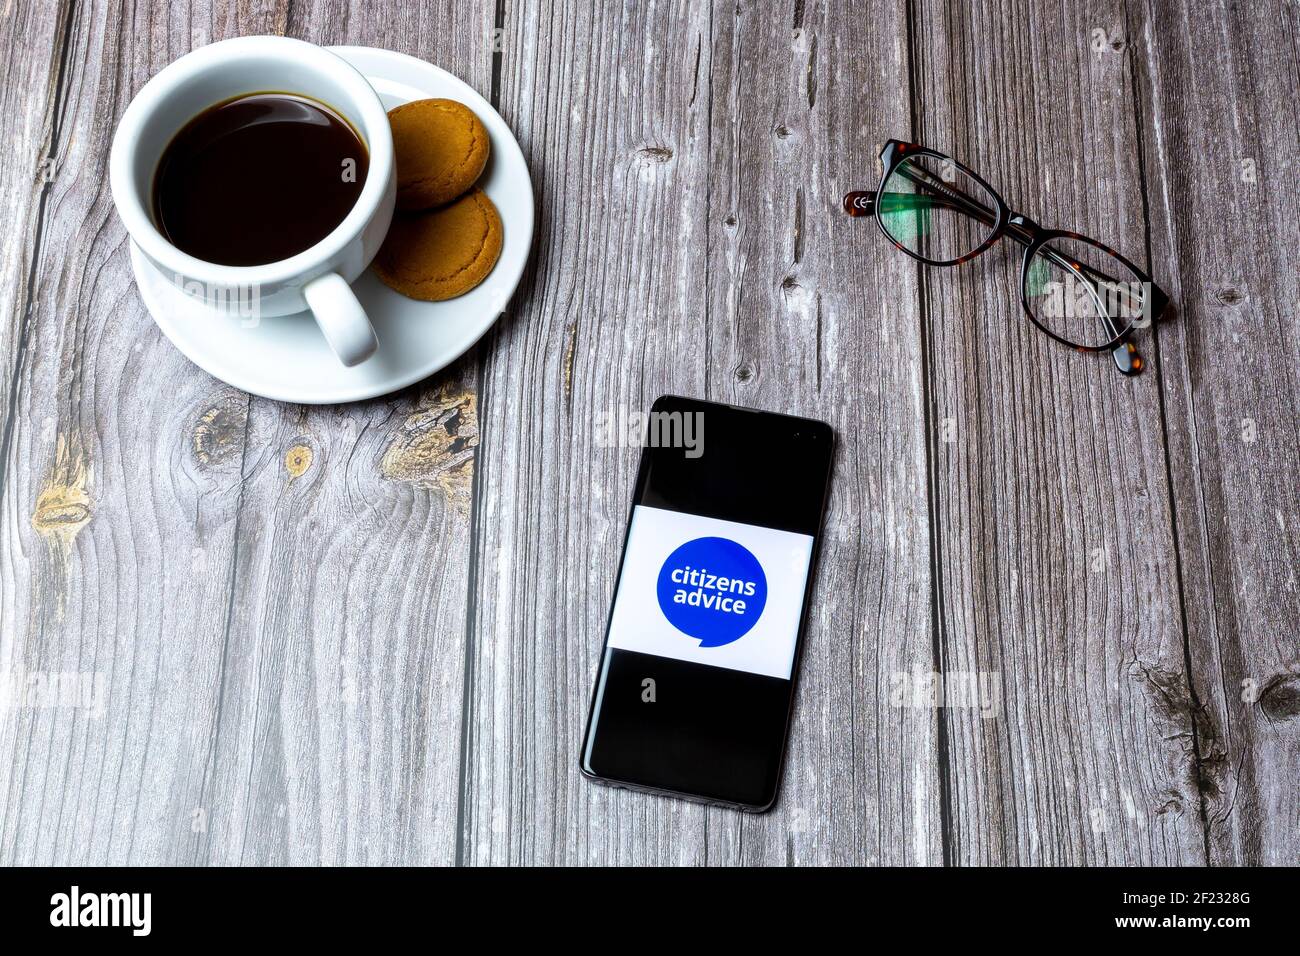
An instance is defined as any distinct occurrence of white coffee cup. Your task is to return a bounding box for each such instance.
[110,35,395,367]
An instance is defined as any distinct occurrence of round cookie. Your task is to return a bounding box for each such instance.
[373,188,503,302]
[388,98,490,210]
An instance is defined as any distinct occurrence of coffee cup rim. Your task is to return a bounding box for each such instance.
[110,35,393,286]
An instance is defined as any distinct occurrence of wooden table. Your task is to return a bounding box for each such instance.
[0,0,1295,866]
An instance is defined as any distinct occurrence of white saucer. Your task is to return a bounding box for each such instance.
[130,46,534,404]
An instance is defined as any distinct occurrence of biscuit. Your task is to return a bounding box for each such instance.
[373,188,503,301]
[388,98,490,210]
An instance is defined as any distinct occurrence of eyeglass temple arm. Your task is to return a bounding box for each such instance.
[843,183,996,226]
[846,185,1146,376]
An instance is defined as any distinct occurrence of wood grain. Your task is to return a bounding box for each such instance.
[461,0,940,865]
[910,0,1205,864]
[0,0,494,865]
[460,0,722,866]
[0,0,76,865]
[699,0,940,865]
[0,0,1294,867]
[0,0,68,443]
[0,0,291,866]
[1131,0,1300,866]
[186,0,496,869]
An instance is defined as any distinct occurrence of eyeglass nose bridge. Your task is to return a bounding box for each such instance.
[1006,213,1045,245]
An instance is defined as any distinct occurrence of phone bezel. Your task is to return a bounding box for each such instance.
[578,394,835,812]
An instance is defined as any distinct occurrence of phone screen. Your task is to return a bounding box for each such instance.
[580,395,834,810]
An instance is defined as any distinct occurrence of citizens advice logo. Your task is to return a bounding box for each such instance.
[656,537,767,647]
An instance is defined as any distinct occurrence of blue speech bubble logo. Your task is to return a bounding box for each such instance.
[656,537,767,647]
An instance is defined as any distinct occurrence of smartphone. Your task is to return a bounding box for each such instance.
[580,395,834,811]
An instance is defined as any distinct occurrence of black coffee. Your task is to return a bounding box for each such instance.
[153,92,369,267]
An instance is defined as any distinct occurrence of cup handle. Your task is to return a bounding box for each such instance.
[302,272,378,367]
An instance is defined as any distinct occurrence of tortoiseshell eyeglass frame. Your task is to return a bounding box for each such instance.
[843,139,1169,376]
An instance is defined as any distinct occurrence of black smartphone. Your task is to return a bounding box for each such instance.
[580,395,835,811]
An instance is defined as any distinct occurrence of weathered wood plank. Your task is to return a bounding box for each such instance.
[3,0,1293,868]
[699,1,940,864]
[910,0,1206,863]
[461,0,719,865]
[0,0,68,435]
[0,0,289,866]
[0,0,76,864]
[1131,0,1300,867]
[172,0,496,865]
[463,0,935,864]
[0,0,493,865]
[194,372,481,866]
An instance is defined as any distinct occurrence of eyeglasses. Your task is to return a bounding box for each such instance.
[843,140,1168,376]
